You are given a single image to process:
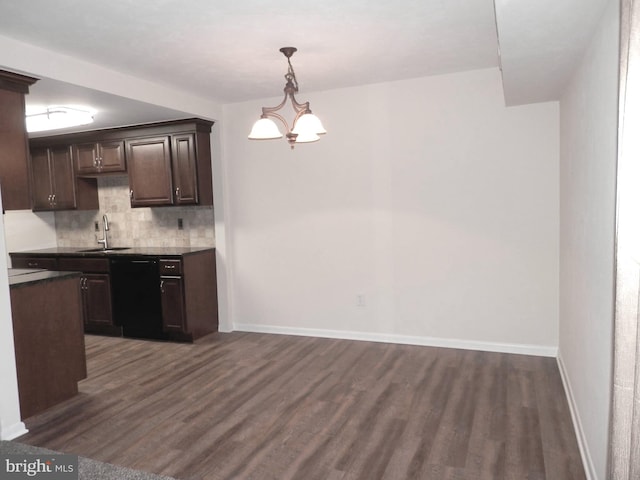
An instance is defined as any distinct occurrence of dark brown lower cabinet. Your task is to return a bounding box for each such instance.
[9,249,218,342]
[10,255,58,270]
[82,273,114,330]
[159,250,218,341]
[57,257,121,336]
[160,276,185,333]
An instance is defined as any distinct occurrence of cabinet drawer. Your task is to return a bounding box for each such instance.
[159,259,182,275]
[11,256,58,270]
[58,257,110,273]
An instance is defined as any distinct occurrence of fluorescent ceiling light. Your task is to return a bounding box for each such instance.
[26,106,95,133]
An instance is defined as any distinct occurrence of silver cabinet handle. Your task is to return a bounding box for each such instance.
[160,280,164,293]
[130,189,134,199]
[175,187,180,198]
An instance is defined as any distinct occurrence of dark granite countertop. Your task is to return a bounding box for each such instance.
[8,268,81,288]
[9,246,214,258]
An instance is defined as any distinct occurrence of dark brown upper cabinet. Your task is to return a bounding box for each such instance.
[127,131,204,207]
[30,146,98,211]
[126,136,174,207]
[0,70,38,211]
[74,140,126,175]
[30,118,214,209]
[171,133,199,205]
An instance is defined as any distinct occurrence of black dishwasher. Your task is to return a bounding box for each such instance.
[110,257,167,340]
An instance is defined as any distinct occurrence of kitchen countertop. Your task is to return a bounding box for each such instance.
[9,246,215,258]
[8,268,81,288]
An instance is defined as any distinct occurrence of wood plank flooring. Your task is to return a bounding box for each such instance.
[19,333,586,480]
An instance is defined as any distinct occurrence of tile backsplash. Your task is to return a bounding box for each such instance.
[55,176,215,248]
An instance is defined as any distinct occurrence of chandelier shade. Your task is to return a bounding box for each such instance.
[248,117,283,139]
[293,131,320,143]
[291,113,326,136]
[248,47,326,149]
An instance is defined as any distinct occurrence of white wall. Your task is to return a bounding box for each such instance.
[3,210,57,265]
[223,68,560,355]
[558,0,619,478]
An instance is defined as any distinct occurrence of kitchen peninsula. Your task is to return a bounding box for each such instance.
[9,268,86,419]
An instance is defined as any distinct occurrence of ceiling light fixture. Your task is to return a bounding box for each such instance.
[26,106,94,133]
[248,47,326,149]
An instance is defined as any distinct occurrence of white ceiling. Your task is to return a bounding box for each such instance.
[0,0,611,130]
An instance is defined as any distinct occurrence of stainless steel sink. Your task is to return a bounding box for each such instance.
[78,247,131,253]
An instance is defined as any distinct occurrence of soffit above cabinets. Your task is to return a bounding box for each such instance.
[494,0,611,106]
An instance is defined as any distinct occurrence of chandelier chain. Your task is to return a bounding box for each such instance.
[286,57,299,92]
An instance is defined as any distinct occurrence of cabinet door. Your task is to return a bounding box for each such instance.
[73,143,99,174]
[126,136,174,207]
[30,147,53,210]
[49,146,76,209]
[74,141,125,174]
[160,276,186,333]
[83,273,113,327]
[172,134,198,205]
[98,140,126,172]
[0,88,31,210]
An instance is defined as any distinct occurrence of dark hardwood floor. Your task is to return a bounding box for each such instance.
[19,333,585,480]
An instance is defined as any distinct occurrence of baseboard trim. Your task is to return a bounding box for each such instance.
[233,323,558,357]
[0,422,28,441]
[557,354,597,480]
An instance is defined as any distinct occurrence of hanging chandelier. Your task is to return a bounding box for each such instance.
[248,47,326,149]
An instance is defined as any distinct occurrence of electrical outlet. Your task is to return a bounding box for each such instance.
[356,294,366,307]
[178,218,184,230]
[94,221,99,231]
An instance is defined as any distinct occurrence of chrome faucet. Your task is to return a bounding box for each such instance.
[97,214,109,250]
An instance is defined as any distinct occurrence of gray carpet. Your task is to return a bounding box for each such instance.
[0,440,177,480]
